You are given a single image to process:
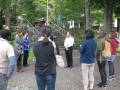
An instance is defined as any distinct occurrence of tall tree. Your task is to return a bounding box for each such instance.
[4,0,10,27]
[103,0,115,32]
[91,0,118,32]
[85,0,91,29]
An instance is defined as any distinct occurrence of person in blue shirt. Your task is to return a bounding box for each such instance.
[23,31,30,67]
[79,29,97,90]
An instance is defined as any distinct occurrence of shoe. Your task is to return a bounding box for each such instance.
[97,83,107,87]
[23,64,29,67]
[65,66,70,68]
[17,67,24,72]
[112,76,116,80]
[19,66,24,72]
[69,66,73,68]
[107,76,112,81]
[97,84,106,89]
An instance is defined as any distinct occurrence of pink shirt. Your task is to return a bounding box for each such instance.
[110,39,119,55]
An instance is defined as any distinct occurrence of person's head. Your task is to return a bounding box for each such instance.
[66,32,71,37]
[110,31,116,39]
[3,25,9,30]
[98,30,107,39]
[84,29,94,38]
[22,31,28,37]
[17,28,23,37]
[40,26,52,45]
[0,29,11,41]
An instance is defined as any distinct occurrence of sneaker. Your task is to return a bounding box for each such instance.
[107,76,112,81]
[98,84,107,89]
[112,76,116,80]
[97,83,107,87]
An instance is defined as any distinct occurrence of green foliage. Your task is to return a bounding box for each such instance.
[10,29,17,45]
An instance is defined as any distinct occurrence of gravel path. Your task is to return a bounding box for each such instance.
[8,50,120,90]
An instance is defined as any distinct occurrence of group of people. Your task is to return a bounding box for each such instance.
[0,24,119,90]
[80,30,119,90]
[0,26,30,89]
[14,28,30,72]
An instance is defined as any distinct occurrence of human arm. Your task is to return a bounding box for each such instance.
[7,46,16,79]
[7,56,16,79]
[69,37,74,47]
[79,41,86,54]
[64,38,68,50]
[15,35,23,45]
[96,39,104,55]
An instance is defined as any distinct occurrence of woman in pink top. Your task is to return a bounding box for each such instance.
[107,31,119,80]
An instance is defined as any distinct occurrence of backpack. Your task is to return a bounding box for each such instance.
[102,39,111,58]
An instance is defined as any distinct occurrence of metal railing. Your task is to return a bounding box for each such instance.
[50,22,79,44]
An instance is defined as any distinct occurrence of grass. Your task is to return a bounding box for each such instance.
[117,45,120,53]
[28,46,36,61]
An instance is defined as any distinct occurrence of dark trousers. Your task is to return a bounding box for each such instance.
[17,54,22,68]
[108,61,115,76]
[97,61,107,85]
[65,46,73,67]
[23,50,29,66]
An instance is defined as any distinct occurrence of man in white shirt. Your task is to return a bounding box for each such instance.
[64,32,74,68]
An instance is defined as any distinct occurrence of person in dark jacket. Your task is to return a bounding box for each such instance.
[79,29,97,90]
[96,30,110,88]
[23,31,30,67]
[33,26,59,90]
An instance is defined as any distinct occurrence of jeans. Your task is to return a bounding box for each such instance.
[108,61,115,76]
[81,63,95,86]
[0,73,8,90]
[97,61,107,85]
[35,74,56,90]
[107,55,116,76]
[23,50,29,66]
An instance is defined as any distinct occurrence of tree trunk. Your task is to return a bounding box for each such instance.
[4,0,10,27]
[85,0,91,29]
[103,0,115,33]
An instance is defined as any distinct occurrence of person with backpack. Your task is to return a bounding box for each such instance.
[79,29,97,90]
[96,30,110,88]
[107,31,119,80]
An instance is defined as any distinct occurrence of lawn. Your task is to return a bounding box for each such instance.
[28,46,36,61]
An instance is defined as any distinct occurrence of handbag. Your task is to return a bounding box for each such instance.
[52,41,65,67]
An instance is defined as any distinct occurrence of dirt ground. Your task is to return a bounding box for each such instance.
[7,50,120,90]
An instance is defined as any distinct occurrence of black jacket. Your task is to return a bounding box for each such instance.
[33,41,59,76]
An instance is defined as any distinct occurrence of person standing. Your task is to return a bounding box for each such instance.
[80,29,97,90]
[33,26,59,90]
[3,25,9,30]
[23,31,30,67]
[14,28,24,72]
[107,31,119,80]
[64,32,74,68]
[0,29,16,90]
[96,30,110,88]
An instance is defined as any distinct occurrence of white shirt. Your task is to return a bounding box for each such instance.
[64,36,74,48]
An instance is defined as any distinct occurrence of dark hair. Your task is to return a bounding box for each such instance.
[40,26,52,45]
[0,29,11,39]
[22,30,27,36]
[110,31,116,39]
[98,30,106,39]
[17,28,23,33]
[84,29,94,38]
